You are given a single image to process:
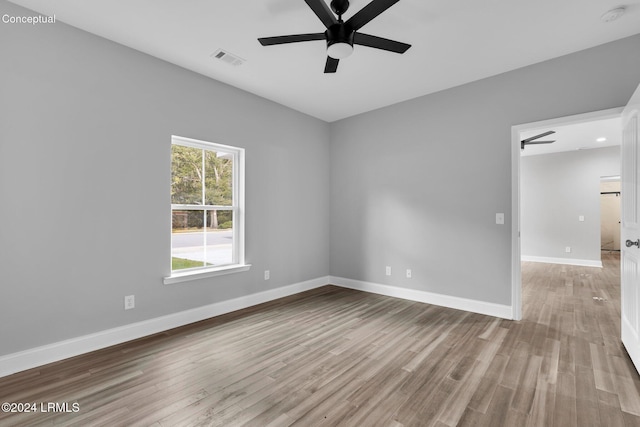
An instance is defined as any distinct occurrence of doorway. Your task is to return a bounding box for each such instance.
[601,176,621,252]
[511,107,623,320]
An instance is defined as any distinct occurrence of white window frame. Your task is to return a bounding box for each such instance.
[164,135,249,285]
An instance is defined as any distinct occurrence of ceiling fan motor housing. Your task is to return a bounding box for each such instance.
[326,23,354,58]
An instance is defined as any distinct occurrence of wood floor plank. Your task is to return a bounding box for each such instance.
[526,380,555,427]
[1,253,638,426]
[615,374,640,416]
[467,353,510,414]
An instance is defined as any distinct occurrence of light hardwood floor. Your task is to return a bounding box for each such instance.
[1,252,639,426]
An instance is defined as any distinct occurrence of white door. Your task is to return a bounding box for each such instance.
[621,84,640,374]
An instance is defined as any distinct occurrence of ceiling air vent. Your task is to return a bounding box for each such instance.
[211,49,245,67]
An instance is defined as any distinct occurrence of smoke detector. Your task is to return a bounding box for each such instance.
[601,7,626,22]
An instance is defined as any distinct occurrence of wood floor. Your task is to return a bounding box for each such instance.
[1,252,639,426]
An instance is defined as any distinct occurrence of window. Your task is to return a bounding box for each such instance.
[165,136,248,284]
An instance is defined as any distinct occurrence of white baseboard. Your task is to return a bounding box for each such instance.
[0,276,329,379]
[329,276,513,320]
[521,255,603,268]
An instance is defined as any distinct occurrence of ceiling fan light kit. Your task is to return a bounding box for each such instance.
[327,42,354,59]
[258,0,411,73]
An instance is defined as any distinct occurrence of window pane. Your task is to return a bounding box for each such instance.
[171,210,233,270]
[171,145,202,204]
[205,210,233,266]
[204,150,233,206]
[171,210,206,270]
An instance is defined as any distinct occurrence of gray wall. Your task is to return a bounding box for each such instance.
[521,147,621,262]
[330,35,640,305]
[0,1,330,356]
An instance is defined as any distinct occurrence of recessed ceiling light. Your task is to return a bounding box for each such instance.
[596,137,607,142]
[601,7,626,23]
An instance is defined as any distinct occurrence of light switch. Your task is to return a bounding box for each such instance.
[579,215,585,222]
[496,213,505,225]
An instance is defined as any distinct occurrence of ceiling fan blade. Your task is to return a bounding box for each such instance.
[324,57,339,73]
[353,33,410,53]
[521,130,555,143]
[346,0,400,31]
[521,139,555,150]
[258,33,325,46]
[304,0,338,28]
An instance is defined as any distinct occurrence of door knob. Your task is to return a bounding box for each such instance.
[626,239,640,248]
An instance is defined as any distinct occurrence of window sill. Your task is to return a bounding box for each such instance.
[164,264,251,285]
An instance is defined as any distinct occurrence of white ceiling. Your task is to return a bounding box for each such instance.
[520,117,621,157]
[7,0,640,122]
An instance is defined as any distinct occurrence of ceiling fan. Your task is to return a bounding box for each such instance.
[258,0,411,73]
[521,131,556,150]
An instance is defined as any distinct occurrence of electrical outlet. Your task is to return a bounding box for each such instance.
[565,247,571,253]
[385,266,391,276]
[579,215,585,222]
[264,270,270,280]
[406,269,412,278]
[124,295,135,310]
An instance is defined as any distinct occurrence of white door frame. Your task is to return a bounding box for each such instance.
[510,107,624,320]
